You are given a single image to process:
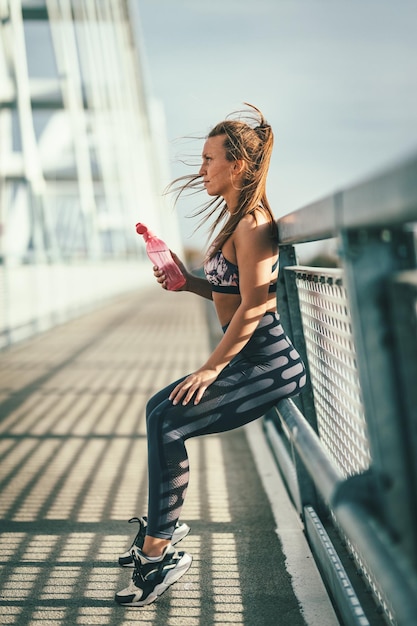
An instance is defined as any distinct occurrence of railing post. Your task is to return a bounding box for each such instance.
[277,245,317,428]
[268,243,319,513]
[340,225,417,568]
[388,270,417,556]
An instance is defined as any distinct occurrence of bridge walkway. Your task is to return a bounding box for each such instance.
[0,288,337,626]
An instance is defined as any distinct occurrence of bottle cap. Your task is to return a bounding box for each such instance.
[136,223,147,235]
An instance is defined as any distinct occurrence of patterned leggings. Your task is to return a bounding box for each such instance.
[145,311,307,539]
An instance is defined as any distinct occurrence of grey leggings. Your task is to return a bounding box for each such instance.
[145,311,307,539]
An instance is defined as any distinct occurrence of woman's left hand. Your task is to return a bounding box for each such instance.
[169,368,219,406]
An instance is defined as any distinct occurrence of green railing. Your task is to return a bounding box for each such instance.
[264,153,417,626]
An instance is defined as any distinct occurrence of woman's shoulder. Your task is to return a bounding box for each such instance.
[234,211,278,259]
[236,208,273,235]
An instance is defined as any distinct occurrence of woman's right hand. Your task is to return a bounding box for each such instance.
[153,251,188,291]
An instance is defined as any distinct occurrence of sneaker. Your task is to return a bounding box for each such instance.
[115,544,192,606]
[118,516,190,567]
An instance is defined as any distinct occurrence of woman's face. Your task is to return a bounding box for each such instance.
[199,135,237,199]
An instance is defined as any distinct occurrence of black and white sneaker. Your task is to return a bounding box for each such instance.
[115,544,192,606]
[118,516,190,567]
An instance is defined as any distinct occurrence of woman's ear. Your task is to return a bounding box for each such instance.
[232,159,245,176]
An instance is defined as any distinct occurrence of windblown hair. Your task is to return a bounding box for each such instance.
[168,103,276,257]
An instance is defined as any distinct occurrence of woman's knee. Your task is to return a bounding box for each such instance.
[146,377,186,418]
[146,386,169,416]
[146,401,164,434]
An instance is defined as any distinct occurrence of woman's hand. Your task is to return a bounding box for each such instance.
[153,252,188,291]
[169,368,219,406]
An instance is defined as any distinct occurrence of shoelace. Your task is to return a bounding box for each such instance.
[127,517,147,548]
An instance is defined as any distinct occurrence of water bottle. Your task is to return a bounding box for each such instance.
[136,223,186,291]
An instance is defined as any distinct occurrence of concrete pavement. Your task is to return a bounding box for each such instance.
[0,287,338,626]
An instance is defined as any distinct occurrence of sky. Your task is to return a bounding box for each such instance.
[136,0,417,250]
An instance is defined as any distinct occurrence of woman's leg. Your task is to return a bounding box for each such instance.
[144,313,306,553]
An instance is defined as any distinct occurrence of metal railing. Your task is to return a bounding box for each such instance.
[264,153,417,626]
[0,1,184,349]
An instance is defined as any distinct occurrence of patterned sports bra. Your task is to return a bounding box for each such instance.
[204,249,278,295]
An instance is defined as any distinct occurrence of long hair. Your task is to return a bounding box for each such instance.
[168,103,276,257]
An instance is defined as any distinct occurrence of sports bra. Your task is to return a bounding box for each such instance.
[204,248,278,294]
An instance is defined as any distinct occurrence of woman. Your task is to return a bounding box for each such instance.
[115,104,307,607]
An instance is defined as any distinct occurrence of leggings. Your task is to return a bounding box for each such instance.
[145,311,307,539]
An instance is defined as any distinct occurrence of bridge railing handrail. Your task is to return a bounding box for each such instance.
[278,153,417,245]
[265,151,417,626]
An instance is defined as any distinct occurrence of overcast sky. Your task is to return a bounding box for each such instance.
[137,0,417,248]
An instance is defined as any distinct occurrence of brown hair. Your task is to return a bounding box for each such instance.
[168,103,276,256]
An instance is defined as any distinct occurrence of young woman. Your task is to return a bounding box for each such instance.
[115,104,307,607]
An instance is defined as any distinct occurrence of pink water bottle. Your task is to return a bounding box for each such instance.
[136,222,186,291]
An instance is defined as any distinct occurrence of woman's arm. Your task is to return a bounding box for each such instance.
[185,274,214,300]
[169,216,276,405]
